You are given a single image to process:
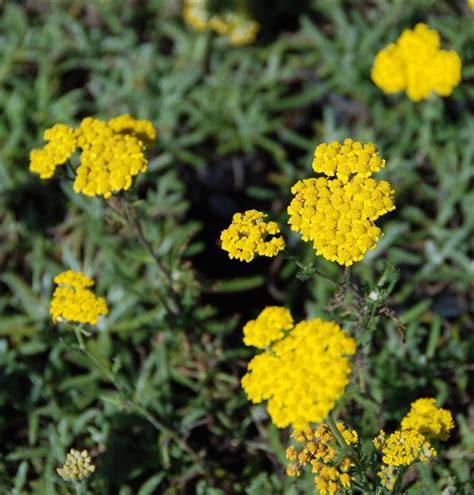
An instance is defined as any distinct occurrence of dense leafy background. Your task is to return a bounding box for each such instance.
[0,0,473,493]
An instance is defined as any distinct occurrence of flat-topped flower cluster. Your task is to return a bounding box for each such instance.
[241,307,356,429]
[30,114,156,198]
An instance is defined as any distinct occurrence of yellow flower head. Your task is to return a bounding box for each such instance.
[286,423,358,495]
[73,117,148,198]
[50,270,108,325]
[288,139,395,266]
[220,209,285,262]
[371,23,462,101]
[470,0,474,11]
[401,398,454,441]
[183,0,259,46]
[30,115,157,198]
[243,306,293,348]
[241,315,356,429]
[29,124,77,179]
[374,429,436,467]
[57,449,95,482]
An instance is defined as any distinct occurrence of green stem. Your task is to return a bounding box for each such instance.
[105,198,181,317]
[326,415,373,493]
[75,482,84,495]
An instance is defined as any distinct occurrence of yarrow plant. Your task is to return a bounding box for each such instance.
[30,114,156,198]
[182,0,260,46]
[57,448,95,482]
[50,270,108,325]
[373,398,454,491]
[371,23,462,101]
[241,307,356,429]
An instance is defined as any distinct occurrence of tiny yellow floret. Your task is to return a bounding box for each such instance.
[57,449,95,482]
[50,270,108,325]
[241,314,356,429]
[243,306,293,348]
[371,23,462,101]
[401,397,454,441]
[220,209,285,262]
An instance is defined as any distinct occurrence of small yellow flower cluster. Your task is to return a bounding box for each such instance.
[209,11,260,46]
[29,115,156,198]
[73,117,148,198]
[29,124,77,179]
[57,449,95,482]
[288,139,395,266]
[470,0,474,11]
[286,423,358,495]
[371,23,462,101]
[374,398,454,491]
[243,306,293,348]
[374,429,436,467]
[241,310,356,428]
[220,210,285,262]
[401,398,454,441]
[50,270,108,325]
[182,0,260,46]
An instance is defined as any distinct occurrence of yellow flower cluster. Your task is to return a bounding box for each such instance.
[182,0,260,46]
[73,117,148,198]
[50,270,108,325]
[241,312,356,429]
[243,306,293,348]
[57,449,95,482]
[374,429,436,467]
[220,210,285,262]
[286,423,358,495]
[288,139,395,266]
[401,397,454,441]
[29,115,157,198]
[371,23,462,101]
[29,124,77,179]
[374,398,454,491]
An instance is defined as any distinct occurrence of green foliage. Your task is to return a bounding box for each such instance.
[0,0,473,493]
